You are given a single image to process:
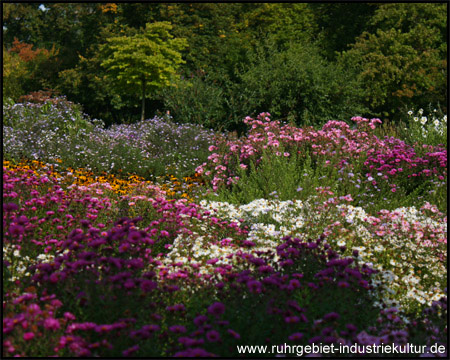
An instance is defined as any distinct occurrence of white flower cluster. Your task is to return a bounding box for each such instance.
[3,244,55,283]
[408,108,447,137]
[336,204,447,311]
[160,198,447,313]
[201,198,306,233]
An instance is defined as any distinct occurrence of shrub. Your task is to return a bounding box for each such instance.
[238,41,368,127]
[3,100,215,179]
[197,113,447,213]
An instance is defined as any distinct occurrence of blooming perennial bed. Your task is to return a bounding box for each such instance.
[2,112,447,357]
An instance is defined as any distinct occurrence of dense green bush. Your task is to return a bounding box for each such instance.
[238,41,369,127]
[161,75,229,131]
[338,3,447,121]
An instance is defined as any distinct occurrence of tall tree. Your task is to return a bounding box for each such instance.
[338,3,447,118]
[100,22,187,121]
[309,3,378,59]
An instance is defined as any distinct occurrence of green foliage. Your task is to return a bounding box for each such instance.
[213,148,302,204]
[2,3,447,130]
[309,3,378,59]
[2,48,27,101]
[158,3,248,78]
[211,147,340,205]
[338,3,447,120]
[100,22,187,120]
[160,75,225,129]
[238,41,368,127]
[2,3,46,47]
[239,3,317,50]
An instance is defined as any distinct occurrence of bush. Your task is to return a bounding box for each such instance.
[197,113,447,214]
[161,75,229,131]
[237,41,369,127]
[3,99,215,179]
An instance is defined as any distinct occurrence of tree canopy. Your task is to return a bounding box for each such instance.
[100,22,187,120]
[2,2,447,128]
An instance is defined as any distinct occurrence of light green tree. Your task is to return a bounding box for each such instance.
[100,22,187,121]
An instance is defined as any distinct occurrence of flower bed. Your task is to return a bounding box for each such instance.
[2,109,447,357]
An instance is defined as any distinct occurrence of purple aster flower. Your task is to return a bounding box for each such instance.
[80,219,90,228]
[285,316,300,324]
[289,332,304,341]
[288,279,301,289]
[16,215,29,225]
[169,325,187,334]
[142,324,160,333]
[4,202,19,212]
[194,315,208,327]
[287,300,304,312]
[167,303,186,312]
[207,302,225,317]
[356,331,381,345]
[178,337,198,347]
[9,224,24,236]
[123,279,135,289]
[247,280,263,293]
[258,265,273,274]
[44,317,60,331]
[122,344,139,356]
[206,330,221,342]
[140,279,157,292]
[64,312,76,321]
[13,293,36,304]
[23,332,35,341]
[128,231,143,242]
[309,335,322,344]
[323,312,340,322]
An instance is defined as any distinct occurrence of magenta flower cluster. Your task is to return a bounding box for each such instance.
[196,113,446,192]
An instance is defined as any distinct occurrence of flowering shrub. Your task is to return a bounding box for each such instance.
[197,112,447,213]
[3,100,215,178]
[89,117,215,177]
[197,196,446,313]
[196,113,384,191]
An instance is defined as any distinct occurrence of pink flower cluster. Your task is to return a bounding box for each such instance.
[364,137,447,183]
[3,168,115,254]
[197,113,432,191]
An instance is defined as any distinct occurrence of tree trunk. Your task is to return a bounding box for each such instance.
[141,76,146,121]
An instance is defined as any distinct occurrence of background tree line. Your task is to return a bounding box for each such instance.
[3,2,447,131]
